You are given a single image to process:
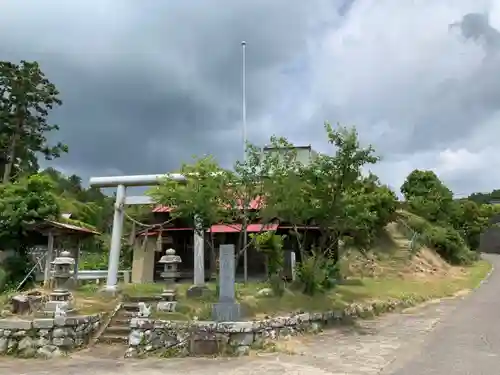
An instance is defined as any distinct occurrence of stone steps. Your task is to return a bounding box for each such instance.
[96,302,136,345]
[105,325,130,336]
[97,333,129,344]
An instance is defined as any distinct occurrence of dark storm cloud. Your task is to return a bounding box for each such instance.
[0,0,343,179]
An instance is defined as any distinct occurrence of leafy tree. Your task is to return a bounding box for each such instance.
[293,123,381,261]
[0,174,60,288]
[148,148,279,279]
[401,170,454,224]
[400,169,481,264]
[148,156,229,275]
[251,231,286,296]
[0,61,67,183]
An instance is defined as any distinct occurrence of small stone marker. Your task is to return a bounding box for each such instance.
[11,295,30,315]
[211,244,240,321]
[290,251,296,281]
[137,302,151,318]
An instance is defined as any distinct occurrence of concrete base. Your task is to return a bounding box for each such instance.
[99,285,121,298]
[44,300,74,314]
[211,301,241,322]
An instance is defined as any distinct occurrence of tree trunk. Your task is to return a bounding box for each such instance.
[2,131,18,183]
[2,115,22,184]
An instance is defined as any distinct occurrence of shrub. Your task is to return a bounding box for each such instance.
[296,249,340,296]
[398,211,477,265]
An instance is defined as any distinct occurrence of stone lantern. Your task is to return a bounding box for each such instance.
[45,250,75,313]
[157,248,181,312]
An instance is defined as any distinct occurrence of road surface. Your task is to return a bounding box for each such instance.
[2,254,499,374]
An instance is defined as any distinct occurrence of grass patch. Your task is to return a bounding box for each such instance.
[118,259,491,321]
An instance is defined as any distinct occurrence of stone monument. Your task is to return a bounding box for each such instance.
[44,250,75,314]
[211,244,240,321]
[157,248,181,312]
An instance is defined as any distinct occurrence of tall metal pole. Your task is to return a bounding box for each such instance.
[242,41,247,161]
[241,40,248,283]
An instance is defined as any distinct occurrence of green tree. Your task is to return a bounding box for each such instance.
[0,174,60,288]
[400,170,453,224]
[0,61,67,183]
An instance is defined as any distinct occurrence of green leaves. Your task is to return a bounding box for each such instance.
[148,155,230,231]
[0,60,67,182]
[0,174,60,248]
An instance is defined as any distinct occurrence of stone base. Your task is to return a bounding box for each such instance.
[98,285,121,298]
[44,300,74,314]
[186,284,210,299]
[157,301,177,312]
[211,302,241,322]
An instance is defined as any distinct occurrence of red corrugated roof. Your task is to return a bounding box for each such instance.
[152,205,174,213]
[152,196,265,213]
[208,223,278,233]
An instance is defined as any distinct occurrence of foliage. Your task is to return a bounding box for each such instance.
[263,123,397,262]
[148,156,228,233]
[295,249,340,296]
[251,232,286,296]
[251,232,285,276]
[400,170,496,263]
[0,174,60,249]
[0,174,61,289]
[401,170,454,224]
[0,60,67,183]
[398,210,478,265]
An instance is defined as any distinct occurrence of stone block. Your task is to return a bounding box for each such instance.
[229,332,254,346]
[189,332,220,356]
[157,301,177,312]
[211,302,241,322]
[216,321,254,333]
[33,319,55,329]
[0,319,32,330]
[186,285,210,298]
[52,337,74,347]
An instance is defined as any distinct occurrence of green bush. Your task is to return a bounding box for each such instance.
[398,211,477,265]
[296,250,339,295]
[0,266,7,292]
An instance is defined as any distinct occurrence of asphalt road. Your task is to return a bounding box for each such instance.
[383,253,500,374]
[1,254,499,374]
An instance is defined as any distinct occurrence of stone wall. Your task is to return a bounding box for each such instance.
[126,298,412,358]
[0,314,102,358]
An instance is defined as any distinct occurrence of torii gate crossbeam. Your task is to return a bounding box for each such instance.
[89,173,205,292]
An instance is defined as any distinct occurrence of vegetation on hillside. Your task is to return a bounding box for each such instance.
[0,59,498,296]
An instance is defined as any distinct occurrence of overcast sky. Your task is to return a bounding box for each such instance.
[2,0,500,196]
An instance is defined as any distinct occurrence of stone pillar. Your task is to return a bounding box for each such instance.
[187,216,209,298]
[211,244,240,321]
[193,215,205,286]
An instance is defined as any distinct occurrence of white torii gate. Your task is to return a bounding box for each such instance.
[89,174,205,292]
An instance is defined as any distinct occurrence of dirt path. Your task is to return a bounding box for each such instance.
[1,254,497,375]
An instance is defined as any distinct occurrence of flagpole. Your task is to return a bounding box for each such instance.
[241,40,248,283]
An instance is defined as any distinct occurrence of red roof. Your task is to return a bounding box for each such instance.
[139,223,279,236]
[152,196,264,213]
[208,223,278,233]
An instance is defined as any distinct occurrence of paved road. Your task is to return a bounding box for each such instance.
[2,254,499,374]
